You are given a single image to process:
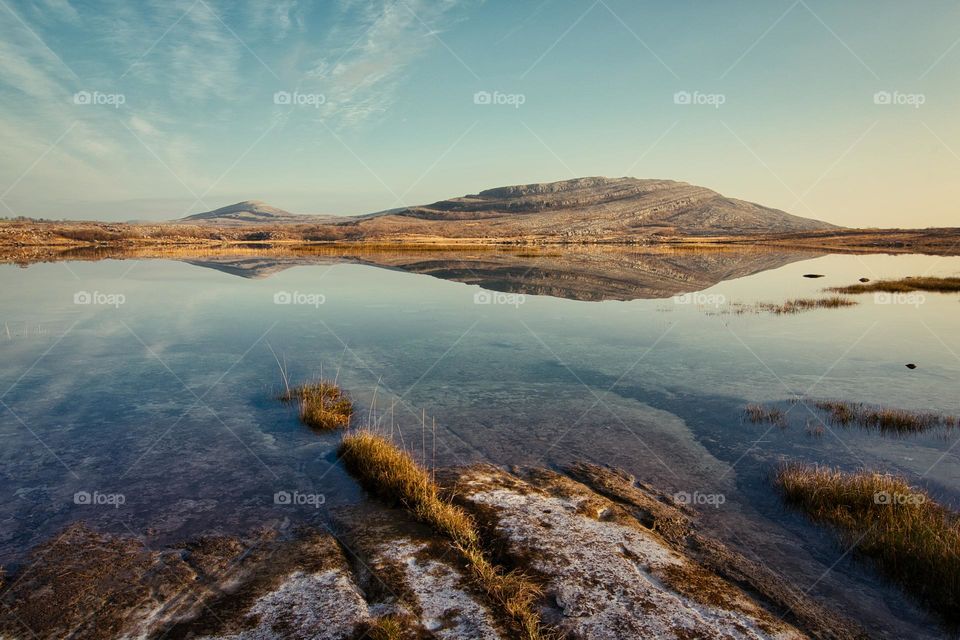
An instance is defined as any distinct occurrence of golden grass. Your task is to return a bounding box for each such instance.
[280,381,353,430]
[814,400,957,435]
[753,297,857,314]
[829,276,960,294]
[339,431,551,640]
[364,614,413,640]
[775,463,960,622]
[744,404,787,427]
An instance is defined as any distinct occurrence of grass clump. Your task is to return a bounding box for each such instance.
[744,404,787,427]
[754,297,857,314]
[280,381,353,430]
[814,400,957,435]
[364,614,415,640]
[775,463,960,622]
[829,276,960,294]
[339,431,550,640]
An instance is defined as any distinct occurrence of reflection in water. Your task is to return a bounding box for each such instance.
[4,243,822,300]
[0,249,958,638]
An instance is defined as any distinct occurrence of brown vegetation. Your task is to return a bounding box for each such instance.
[814,400,957,435]
[339,431,551,640]
[744,404,788,427]
[729,297,858,315]
[775,463,960,623]
[280,381,353,430]
[829,276,960,294]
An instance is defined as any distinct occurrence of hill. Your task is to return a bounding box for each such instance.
[173,178,836,239]
[179,201,334,225]
[371,177,837,238]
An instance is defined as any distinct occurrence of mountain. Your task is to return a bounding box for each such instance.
[173,178,838,239]
[178,201,334,225]
[382,177,837,237]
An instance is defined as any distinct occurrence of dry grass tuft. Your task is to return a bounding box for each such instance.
[829,276,960,294]
[744,404,787,427]
[339,431,552,640]
[339,431,477,547]
[775,463,960,622]
[755,297,857,314]
[814,400,957,435]
[280,381,353,430]
[364,613,415,640]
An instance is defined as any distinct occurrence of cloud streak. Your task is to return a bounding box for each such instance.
[0,0,473,217]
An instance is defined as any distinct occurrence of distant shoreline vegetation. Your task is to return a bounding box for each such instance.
[828,276,960,294]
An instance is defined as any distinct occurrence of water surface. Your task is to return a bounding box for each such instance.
[1,249,958,638]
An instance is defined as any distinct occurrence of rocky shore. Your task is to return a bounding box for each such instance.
[0,462,861,640]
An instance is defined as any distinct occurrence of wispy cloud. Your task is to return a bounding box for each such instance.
[0,0,475,217]
[282,0,474,129]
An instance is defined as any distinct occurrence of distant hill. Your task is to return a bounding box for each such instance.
[173,178,838,238]
[178,201,335,225]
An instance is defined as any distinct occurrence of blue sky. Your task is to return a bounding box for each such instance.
[1,0,958,226]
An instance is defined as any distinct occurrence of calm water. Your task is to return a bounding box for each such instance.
[1,251,958,637]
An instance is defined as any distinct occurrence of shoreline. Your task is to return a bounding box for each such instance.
[0,455,865,640]
[3,221,960,256]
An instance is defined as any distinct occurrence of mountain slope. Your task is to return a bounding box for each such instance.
[384,177,836,236]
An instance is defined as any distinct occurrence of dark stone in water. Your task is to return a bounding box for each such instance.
[906,363,917,369]
[803,274,826,278]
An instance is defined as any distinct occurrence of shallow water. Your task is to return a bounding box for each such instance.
[1,250,958,637]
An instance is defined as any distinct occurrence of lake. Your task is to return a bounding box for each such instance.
[1,248,957,638]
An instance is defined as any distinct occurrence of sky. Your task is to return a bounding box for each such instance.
[0,0,958,227]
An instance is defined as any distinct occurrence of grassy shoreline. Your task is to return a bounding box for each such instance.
[775,463,960,623]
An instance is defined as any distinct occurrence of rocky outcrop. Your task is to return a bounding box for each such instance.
[0,464,861,640]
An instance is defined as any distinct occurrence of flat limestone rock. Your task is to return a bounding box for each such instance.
[198,570,369,640]
[0,463,861,640]
[335,505,510,639]
[448,465,807,640]
[373,539,507,639]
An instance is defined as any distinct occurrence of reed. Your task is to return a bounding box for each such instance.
[775,463,960,622]
[280,381,353,430]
